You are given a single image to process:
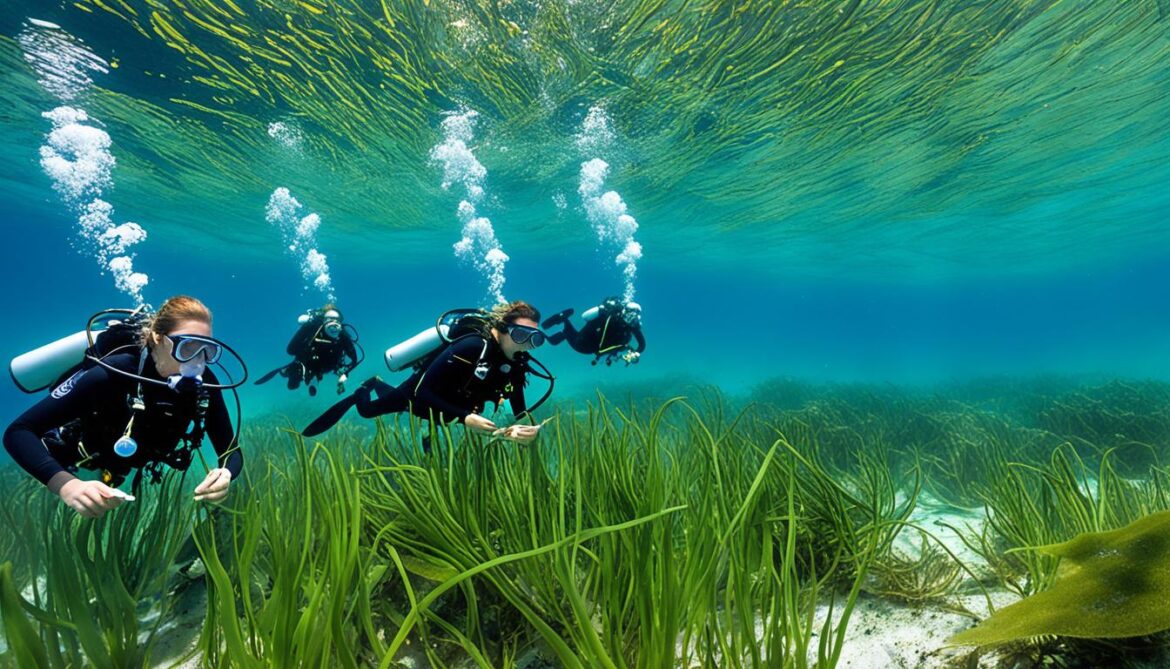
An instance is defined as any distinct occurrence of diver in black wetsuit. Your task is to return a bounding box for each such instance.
[255,305,360,396]
[542,296,645,365]
[3,296,244,519]
[302,301,547,444]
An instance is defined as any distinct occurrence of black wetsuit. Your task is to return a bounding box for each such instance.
[3,352,242,488]
[548,308,646,357]
[358,335,528,422]
[303,334,528,436]
[284,316,359,389]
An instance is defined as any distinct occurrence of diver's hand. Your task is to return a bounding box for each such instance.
[337,374,347,394]
[58,479,124,519]
[194,468,232,503]
[493,423,541,444]
[463,414,498,434]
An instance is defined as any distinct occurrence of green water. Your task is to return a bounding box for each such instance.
[1,0,1168,275]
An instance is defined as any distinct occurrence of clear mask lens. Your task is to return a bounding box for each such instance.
[169,335,222,363]
[509,326,545,347]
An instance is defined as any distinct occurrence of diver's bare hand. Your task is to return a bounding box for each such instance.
[194,468,232,503]
[463,414,497,433]
[58,479,124,519]
[493,424,542,443]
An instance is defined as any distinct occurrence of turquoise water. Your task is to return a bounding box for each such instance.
[2,0,1170,462]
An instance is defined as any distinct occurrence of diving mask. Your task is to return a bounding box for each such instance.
[167,334,223,363]
[622,302,642,326]
[506,324,546,348]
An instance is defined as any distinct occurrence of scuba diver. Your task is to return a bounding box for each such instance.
[4,296,247,519]
[254,305,362,396]
[542,296,645,366]
[302,301,553,444]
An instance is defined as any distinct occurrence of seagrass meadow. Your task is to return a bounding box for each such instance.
[4,378,1170,668]
[3,0,1170,666]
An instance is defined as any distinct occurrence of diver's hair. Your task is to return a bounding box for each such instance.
[489,301,541,329]
[322,303,341,319]
[142,295,213,345]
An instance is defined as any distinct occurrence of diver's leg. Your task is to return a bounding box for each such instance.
[548,319,579,347]
[542,308,574,329]
[355,379,409,418]
[562,321,596,354]
[301,376,377,436]
[286,362,304,389]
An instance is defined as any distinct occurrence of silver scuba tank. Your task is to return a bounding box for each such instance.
[10,307,147,394]
[10,330,91,393]
[384,308,485,373]
[384,324,450,372]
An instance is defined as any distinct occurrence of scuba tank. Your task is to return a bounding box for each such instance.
[383,307,557,418]
[9,307,148,393]
[10,330,92,393]
[581,297,640,323]
[384,308,485,372]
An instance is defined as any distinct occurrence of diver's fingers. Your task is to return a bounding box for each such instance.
[69,495,98,518]
[196,469,232,501]
[193,468,223,494]
[196,488,229,503]
[78,489,114,516]
[93,481,121,499]
[206,469,231,493]
[196,491,228,503]
[195,469,228,496]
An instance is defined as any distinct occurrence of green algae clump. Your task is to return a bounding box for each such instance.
[951,510,1170,646]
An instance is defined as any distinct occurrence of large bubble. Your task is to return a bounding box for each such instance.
[266,188,335,301]
[431,108,508,306]
[577,107,642,303]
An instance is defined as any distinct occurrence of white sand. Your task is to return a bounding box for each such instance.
[812,493,1020,669]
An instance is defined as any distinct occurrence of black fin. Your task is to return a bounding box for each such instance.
[541,308,574,329]
[253,365,287,385]
[301,394,359,437]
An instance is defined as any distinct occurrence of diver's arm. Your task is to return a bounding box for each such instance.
[413,338,483,423]
[285,318,318,356]
[500,379,542,442]
[339,336,359,375]
[204,386,243,479]
[3,365,112,487]
[632,327,646,353]
[507,368,529,418]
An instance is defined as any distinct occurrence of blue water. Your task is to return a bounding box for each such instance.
[4,189,1169,453]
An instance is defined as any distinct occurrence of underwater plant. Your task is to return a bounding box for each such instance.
[11,381,1167,667]
[194,431,386,668]
[967,443,1170,598]
[352,395,900,667]
[0,471,194,668]
[951,510,1170,646]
